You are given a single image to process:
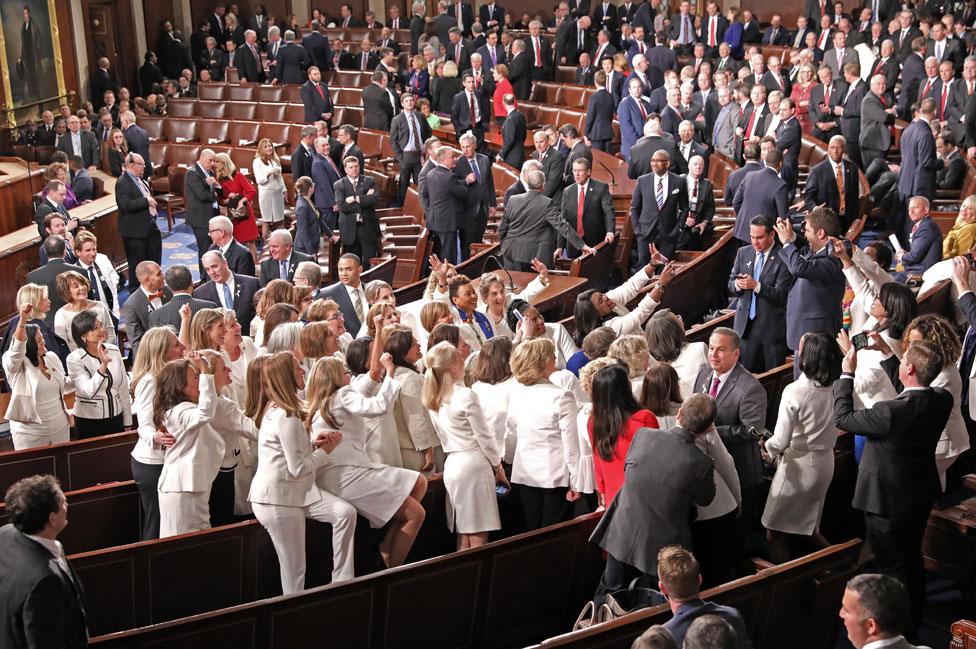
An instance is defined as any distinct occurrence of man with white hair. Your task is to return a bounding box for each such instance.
[207,215,255,276]
[238,29,266,82]
[504,158,544,203]
[629,116,682,178]
[260,229,314,286]
[186,148,222,274]
[422,146,472,264]
[273,29,311,84]
[195,251,260,334]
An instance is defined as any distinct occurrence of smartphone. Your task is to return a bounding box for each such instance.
[496,484,511,497]
[851,332,870,351]
[513,309,525,322]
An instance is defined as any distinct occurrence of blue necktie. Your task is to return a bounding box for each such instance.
[749,252,764,320]
[470,158,480,182]
[279,260,288,280]
[222,282,233,308]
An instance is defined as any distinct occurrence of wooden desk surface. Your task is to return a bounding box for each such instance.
[473,270,587,313]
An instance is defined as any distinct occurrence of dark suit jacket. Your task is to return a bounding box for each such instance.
[184,164,220,229]
[237,42,266,82]
[557,20,592,63]
[809,79,847,136]
[209,240,256,277]
[148,293,217,331]
[57,131,100,168]
[508,51,532,100]
[311,153,342,225]
[362,83,395,131]
[390,110,432,159]
[665,599,752,649]
[778,242,846,350]
[319,281,365,333]
[802,158,860,230]
[533,147,566,200]
[628,135,681,179]
[193,274,259,334]
[455,153,496,229]
[589,427,715,575]
[868,55,900,93]
[499,110,527,168]
[446,39,475,72]
[731,167,788,242]
[301,32,332,70]
[499,190,586,264]
[897,54,926,116]
[901,216,942,274]
[728,243,791,339]
[0,525,87,649]
[121,285,174,355]
[839,79,867,146]
[926,38,963,73]
[26,259,85,329]
[585,90,615,144]
[479,2,504,29]
[834,379,951,525]
[422,165,469,233]
[631,171,688,247]
[562,141,593,187]
[123,125,151,177]
[334,174,381,246]
[115,172,159,239]
[259,250,314,287]
[451,89,489,135]
[301,81,334,123]
[897,118,939,199]
[937,151,967,190]
[291,143,314,182]
[273,43,310,83]
[558,179,614,254]
[294,196,333,256]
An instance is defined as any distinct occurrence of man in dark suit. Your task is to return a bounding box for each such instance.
[338,4,364,28]
[57,115,99,169]
[260,230,314,286]
[897,99,940,240]
[774,207,846,378]
[859,72,897,170]
[936,131,967,191]
[532,131,565,200]
[896,41,927,119]
[148,265,216,332]
[499,168,593,271]
[90,57,114,109]
[868,40,899,93]
[362,70,396,131]
[559,125,593,189]
[319,253,371,333]
[291,126,317,183]
[390,92,432,206]
[120,111,151,178]
[896,197,943,278]
[834,340,951,632]
[422,147,472,264]
[196,251,260,335]
[199,36,227,81]
[301,23,332,71]
[731,150,788,244]
[761,14,789,45]
[27,238,83,330]
[478,31,506,70]
[448,1,475,37]
[801,135,861,232]
[455,133,496,261]
[479,0,504,32]
[775,100,802,198]
[334,157,382,269]
[736,84,771,161]
[446,27,474,72]
[557,158,614,260]
[301,66,333,124]
[184,149,221,275]
[273,31,311,84]
[631,149,688,263]
[933,60,966,142]
[585,72,615,152]
[629,118,682,179]
[724,141,762,207]
[526,22,553,81]
[926,22,963,74]
[557,16,592,65]
[115,153,162,291]
[451,73,489,147]
[810,65,848,142]
[590,393,717,605]
[207,215,256,277]
[121,261,172,356]
[508,40,532,100]
[591,29,617,66]
[727,216,791,372]
[311,136,343,230]
[331,126,366,177]
[837,62,867,168]
[237,30,266,83]
[574,53,596,86]
[497,96,526,169]
[0,475,88,649]
[669,2,697,55]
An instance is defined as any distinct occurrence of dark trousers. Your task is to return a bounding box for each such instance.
[864,510,930,632]
[343,224,378,270]
[396,152,422,205]
[209,468,237,527]
[131,458,163,540]
[191,226,211,277]
[636,231,677,268]
[594,554,645,606]
[122,230,162,290]
[518,484,570,531]
[459,216,487,262]
[433,229,460,265]
[502,254,534,272]
[74,413,124,440]
[590,139,610,152]
[861,147,885,172]
[692,509,738,588]
[740,323,788,373]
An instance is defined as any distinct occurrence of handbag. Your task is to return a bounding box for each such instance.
[226,194,248,222]
[602,576,668,620]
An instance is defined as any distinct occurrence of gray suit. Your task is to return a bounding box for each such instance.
[859,92,894,169]
[590,426,715,578]
[498,190,585,270]
[121,286,173,357]
[824,46,857,78]
[147,293,216,332]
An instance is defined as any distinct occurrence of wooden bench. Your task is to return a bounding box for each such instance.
[951,619,976,648]
[657,230,737,327]
[924,475,976,598]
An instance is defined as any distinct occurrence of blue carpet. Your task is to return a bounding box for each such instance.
[117,211,198,313]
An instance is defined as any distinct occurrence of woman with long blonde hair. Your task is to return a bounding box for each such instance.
[423,341,507,550]
[306,352,427,569]
[247,352,356,593]
[185,308,228,351]
[253,137,285,240]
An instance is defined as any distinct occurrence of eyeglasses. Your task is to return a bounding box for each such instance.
[326,313,344,321]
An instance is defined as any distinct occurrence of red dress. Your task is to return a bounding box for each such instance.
[790,83,814,135]
[588,409,659,504]
[493,78,516,118]
[219,171,259,243]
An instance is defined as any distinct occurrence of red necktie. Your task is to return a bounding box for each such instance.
[709,18,716,46]
[745,109,757,138]
[639,41,645,54]
[824,83,831,106]
[637,97,647,120]
[534,38,542,66]
[874,58,884,76]
[469,92,477,125]
[317,84,325,100]
[941,83,949,120]
[922,78,932,98]
[576,185,586,236]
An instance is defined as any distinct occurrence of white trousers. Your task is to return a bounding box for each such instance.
[158,490,211,538]
[252,487,357,595]
[11,427,69,450]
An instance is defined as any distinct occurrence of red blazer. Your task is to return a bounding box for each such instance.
[589,409,659,504]
[493,77,516,117]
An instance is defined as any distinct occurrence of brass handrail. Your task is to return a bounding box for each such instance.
[0,90,77,120]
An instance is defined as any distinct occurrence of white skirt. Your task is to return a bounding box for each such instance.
[761,447,834,535]
[257,185,285,223]
[317,464,418,528]
[443,448,500,534]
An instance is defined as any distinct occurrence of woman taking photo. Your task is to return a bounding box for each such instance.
[588,363,658,507]
[67,310,132,438]
[2,302,71,449]
[344,333,403,467]
[306,354,427,569]
[761,332,842,564]
[214,153,259,262]
[54,271,117,351]
[507,338,583,529]
[508,299,579,370]
[253,137,286,242]
[248,352,355,592]
[386,327,441,472]
[424,341,508,549]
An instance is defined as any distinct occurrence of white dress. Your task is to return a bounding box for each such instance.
[54,303,118,351]
[472,377,516,464]
[314,377,420,528]
[429,384,502,533]
[252,157,285,222]
[761,374,839,535]
[670,341,709,401]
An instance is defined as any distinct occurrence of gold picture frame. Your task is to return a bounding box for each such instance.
[0,0,68,127]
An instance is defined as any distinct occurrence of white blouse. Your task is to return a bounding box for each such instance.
[131,374,164,464]
[54,303,118,351]
[252,157,284,191]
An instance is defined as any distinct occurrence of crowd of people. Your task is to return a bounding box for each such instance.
[6,0,976,648]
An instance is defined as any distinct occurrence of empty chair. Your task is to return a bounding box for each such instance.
[140,116,165,141]
[226,85,256,101]
[198,120,230,145]
[197,84,225,101]
[343,106,363,128]
[256,103,287,122]
[284,104,306,123]
[258,122,292,149]
[228,121,262,147]
[283,85,303,103]
[196,101,226,119]
[166,99,196,117]
[226,102,257,120]
[256,85,285,102]
[337,87,364,105]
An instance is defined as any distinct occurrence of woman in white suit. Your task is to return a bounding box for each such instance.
[830,239,893,334]
[248,351,356,593]
[66,310,132,438]
[130,326,184,540]
[470,337,517,463]
[385,327,442,473]
[306,354,427,569]
[218,308,260,516]
[507,300,580,370]
[761,332,843,563]
[424,341,509,549]
[644,310,709,400]
[903,315,970,489]
[507,338,582,530]
[1,302,71,449]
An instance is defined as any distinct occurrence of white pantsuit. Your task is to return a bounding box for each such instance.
[392,367,443,473]
[249,404,356,592]
[253,157,285,223]
[507,381,582,490]
[931,367,971,489]
[2,338,70,450]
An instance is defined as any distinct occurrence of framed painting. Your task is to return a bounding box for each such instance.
[0,0,67,125]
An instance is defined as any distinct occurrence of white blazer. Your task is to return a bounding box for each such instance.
[478,275,548,338]
[54,302,118,352]
[842,246,893,335]
[429,384,501,463]
[319,376,400,468]
[507,381,582,490]
[66,344,132,425]
[931,367,971,462]
[472,378,515,463]
[158,375,225,493]
[765,375,839,456]
[605,267,660,337]
[1,337,69,425]
[249,405,330,507]
[131,374,164,464]
[392,366,440,452]
[671,341,709,401]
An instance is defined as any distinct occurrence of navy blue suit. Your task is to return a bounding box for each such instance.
[311,153,342,230]
[775,117,802,196]
[728,243,791,372]
[294,196,334,256]
[664,599,752,649]
[897,118,939,201]
[731,167,788,243]
[618,95,652,160]
[724,161,762,209]
[900,216,942,276]
[779,242,846,352]
[585,89,615,151]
